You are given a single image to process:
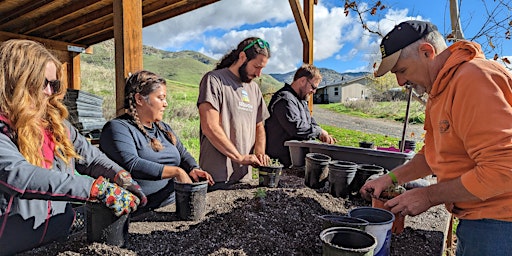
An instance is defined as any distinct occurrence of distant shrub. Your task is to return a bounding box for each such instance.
[342,99,377,113]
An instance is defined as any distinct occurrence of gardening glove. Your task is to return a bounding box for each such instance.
[114,170,147,207]
[90,176,140,217]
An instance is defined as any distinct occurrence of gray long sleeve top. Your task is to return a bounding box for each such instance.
[99,114,199,208]
[0,120,123,229]
[264,83,322,166]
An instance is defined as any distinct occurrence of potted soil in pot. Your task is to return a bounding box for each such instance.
[258,159,284,188]
[174,180,208,221]
[371,183,407,234]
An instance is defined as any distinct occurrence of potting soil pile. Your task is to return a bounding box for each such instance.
[20,168,449,256]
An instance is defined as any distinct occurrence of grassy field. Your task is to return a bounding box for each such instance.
[319,99,426,124]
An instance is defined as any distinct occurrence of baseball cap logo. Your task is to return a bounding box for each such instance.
[380,45,387,57]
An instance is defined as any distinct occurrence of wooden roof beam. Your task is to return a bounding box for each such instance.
[0,0,52,28]
[73,27,114,46]
[289,0,316,113]
[142,0,188,17]
[18,0,107,35]
[42,5,113,40]
[142,0,220,27]
[289,0,311,47]
[0,30,91,53]
[59,15,113,43]
[80,29,115,46]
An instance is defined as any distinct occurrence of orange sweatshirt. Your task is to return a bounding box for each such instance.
[421,41,512,220]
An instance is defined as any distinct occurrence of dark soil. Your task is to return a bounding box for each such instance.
[19,167,449,256]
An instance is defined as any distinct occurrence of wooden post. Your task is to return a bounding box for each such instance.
[303,0,314,65]
[113,0,143,116]
[304,0,314,114]
[70,52,81,90]
[289,0,316,114]
[49,49,73,91]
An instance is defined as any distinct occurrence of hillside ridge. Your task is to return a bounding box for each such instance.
[81,40,368,93]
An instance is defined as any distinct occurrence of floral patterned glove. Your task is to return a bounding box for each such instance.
[114,170,147,207]
[90,176,140,216]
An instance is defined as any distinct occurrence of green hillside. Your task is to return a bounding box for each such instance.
[81,40,282,92]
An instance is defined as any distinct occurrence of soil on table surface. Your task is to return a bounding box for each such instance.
[20,167,450,256]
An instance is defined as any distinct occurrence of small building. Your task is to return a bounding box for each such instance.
[313,76,372,103]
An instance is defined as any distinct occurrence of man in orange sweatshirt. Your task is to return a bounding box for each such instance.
[361,20,512,256]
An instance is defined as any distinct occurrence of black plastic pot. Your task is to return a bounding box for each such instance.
[258,165,284,188]
[358,141,374,149]
[398,140,416,151]
[320,227,377,256]
[328,160,357,198]
[350,164,385,196]
[174,180,208,221]
[86,202,129,247]
[305,153,331,189]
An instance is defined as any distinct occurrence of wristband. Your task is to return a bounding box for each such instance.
[388,172,399,185]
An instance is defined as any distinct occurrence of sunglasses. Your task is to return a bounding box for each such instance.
[307,80,318,91]
[44,78,61,92]
[242,38,270,52]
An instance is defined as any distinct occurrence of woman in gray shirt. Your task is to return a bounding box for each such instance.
[100,70,214,213]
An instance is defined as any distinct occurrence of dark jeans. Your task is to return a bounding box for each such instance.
[456,218,512,256]
[0,203,74,256]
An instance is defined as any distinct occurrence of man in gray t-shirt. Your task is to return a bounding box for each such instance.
[197,37,271,188]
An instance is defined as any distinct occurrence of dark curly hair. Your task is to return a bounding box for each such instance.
[215,37,271,70]
[123,70,176,151]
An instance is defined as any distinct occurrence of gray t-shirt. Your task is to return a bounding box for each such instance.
[197,68,269,183]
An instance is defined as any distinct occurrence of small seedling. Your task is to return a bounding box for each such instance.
[381,184,406,199]
[253,187,267,199]
[266,158,282,167]
[252,188,267,211]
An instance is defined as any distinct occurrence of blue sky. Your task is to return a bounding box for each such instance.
[142,0,511,74]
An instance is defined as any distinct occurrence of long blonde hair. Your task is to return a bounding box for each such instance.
[0,39,80,167]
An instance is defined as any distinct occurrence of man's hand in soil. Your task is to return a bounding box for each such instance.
[189,168,215,186]
[237,154,263,167]
[255,153,271,166]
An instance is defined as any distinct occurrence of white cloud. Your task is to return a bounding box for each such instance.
[141,0,417,74]
[143,0,292,50]
[311,4,357,60]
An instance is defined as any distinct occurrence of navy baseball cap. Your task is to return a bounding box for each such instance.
[375,20,437,77]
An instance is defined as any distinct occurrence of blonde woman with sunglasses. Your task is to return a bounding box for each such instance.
[0,39,146,255]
